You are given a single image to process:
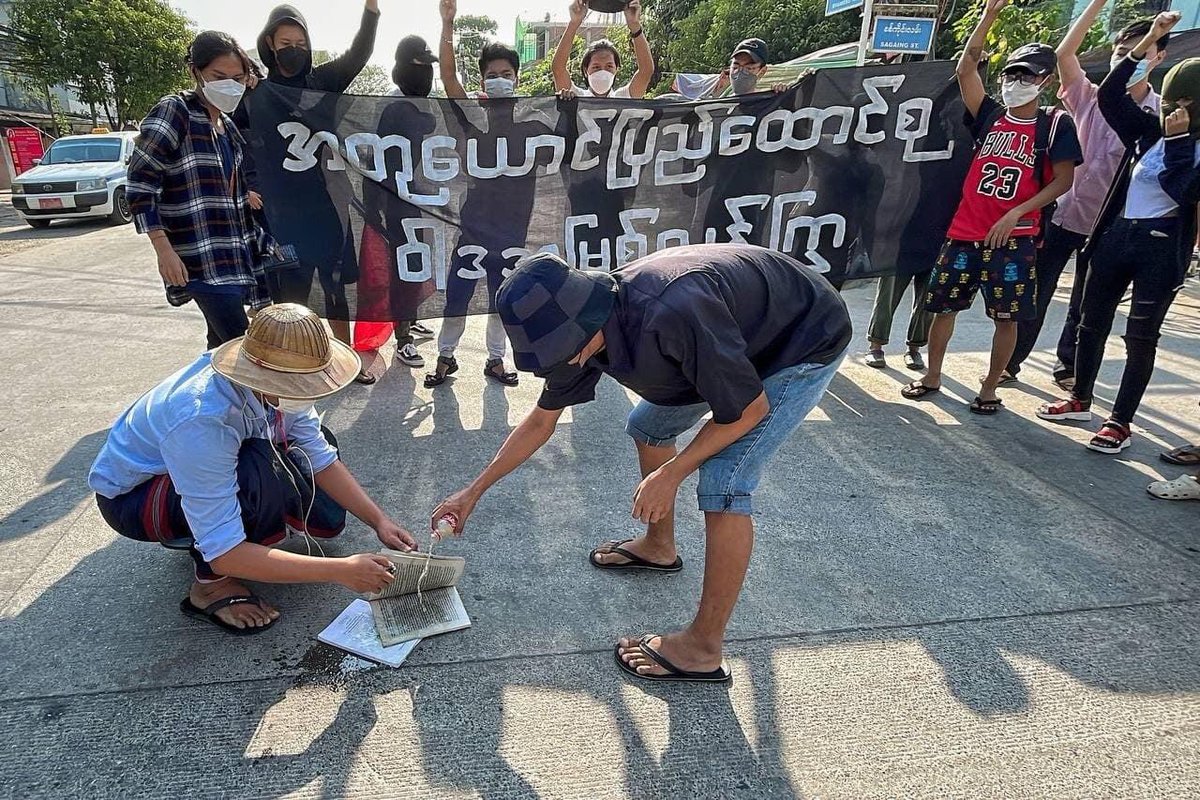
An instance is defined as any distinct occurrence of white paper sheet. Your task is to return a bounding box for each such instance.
[317,599,420,668]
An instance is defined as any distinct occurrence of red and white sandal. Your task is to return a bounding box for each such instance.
[1037,397,1092,421]
[1086,420,1132,454]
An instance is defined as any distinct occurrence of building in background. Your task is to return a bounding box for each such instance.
[0,0,94,188]
[515,13,622,66]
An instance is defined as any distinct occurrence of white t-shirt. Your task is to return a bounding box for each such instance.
[1123,136,1200,219]
[572,83,633,99]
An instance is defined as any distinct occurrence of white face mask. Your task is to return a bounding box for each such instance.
[587,69,616,95]
[273,397,316,415]
[201,78,246,113]
[483,77,516,98]
[1001,80,1041,108]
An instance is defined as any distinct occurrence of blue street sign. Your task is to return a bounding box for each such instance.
[870,16,937,54]
[825,0,863,15]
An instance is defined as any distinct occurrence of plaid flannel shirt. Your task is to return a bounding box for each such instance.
[128,91,269,309]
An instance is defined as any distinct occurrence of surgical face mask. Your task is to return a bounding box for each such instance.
[275,45,310,75]
[200,78,246,113]
[587,69,616,95]
[1001,80,1041,108]
[1104,52,1152,87]
[484,77,516,98]
[273,397,316,415]
[730,68,760,95]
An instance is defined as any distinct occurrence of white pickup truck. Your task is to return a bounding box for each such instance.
[10,130,138,229]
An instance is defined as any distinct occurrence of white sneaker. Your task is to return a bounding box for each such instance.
[396,343,425,368]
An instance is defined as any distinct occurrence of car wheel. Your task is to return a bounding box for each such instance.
[108,187,132,225]
[26,219,51,229]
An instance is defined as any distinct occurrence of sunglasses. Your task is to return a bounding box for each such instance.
[1001,72,1043,86]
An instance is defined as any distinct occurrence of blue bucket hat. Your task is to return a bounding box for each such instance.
[496,253,617,374]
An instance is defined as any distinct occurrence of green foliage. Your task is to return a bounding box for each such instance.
[951,0,1110,73]
[312,50,392,95]
[347,63,392,96]
[1109,0,1155,38]
[10,0,193,127]
[519,27,638,97]
[454,14,499,92]
[651,0,861,78]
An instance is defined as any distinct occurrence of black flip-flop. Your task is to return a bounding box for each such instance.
[180,594,277,636]
[615,635,731,683]
[354,371,377,386]
[969,396,1003,415]
[980,372,1017,387]
[1161,445,1200,466]
[589,539,683,572]
[901,380,940,400]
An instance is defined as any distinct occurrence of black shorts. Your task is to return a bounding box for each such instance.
[925,237,1038,321]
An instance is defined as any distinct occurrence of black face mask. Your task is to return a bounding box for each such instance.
[275,45,310,75]
[394,64,433,98]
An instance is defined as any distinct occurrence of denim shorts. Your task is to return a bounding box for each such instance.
[624,351,846,515]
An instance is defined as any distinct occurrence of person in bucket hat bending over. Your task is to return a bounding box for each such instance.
[89,304,417,635]
[432,244,851,683]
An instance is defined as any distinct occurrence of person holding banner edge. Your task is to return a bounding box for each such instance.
[248,1,383,384]
[428,0,526,389]
[901,0,1081,414]
[552,0,654,100]
[432,244,852,683]
[1003,2,1168,389]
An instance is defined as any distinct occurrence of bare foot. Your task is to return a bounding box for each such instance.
[591,535,677,567]
[617,631,723,676]
[189,579,280,630]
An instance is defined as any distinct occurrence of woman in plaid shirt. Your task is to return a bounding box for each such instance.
[127,31,268,350]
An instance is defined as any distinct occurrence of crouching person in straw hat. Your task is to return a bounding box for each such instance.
[89,304,417,635]
[433,244,852,683]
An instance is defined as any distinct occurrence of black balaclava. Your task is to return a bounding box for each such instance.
[1162,58,1200,138]
[392,36,436,97]
[394,63,433,97]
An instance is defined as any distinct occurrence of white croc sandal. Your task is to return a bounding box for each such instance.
[1147,474,1200,501]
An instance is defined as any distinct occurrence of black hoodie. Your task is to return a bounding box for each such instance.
[256,3,380,93]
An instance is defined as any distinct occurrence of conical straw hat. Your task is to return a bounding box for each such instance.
[211,304,361,399]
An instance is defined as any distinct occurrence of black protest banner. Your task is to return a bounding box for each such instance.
[244,61,974,322]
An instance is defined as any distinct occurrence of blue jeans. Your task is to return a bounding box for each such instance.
[624,351,845,515]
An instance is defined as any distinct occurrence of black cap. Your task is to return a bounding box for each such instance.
[1003,43,1056,76]
[732,38,769,66]
[396,35,437,66]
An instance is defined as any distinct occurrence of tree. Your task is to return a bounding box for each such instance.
[950,0,1112,73]
[311,50,393,95]
[348,63,393,95]
[656,0,861,79]
[519,26,638,96]
[10,0,193,128]
[454,14,499,92]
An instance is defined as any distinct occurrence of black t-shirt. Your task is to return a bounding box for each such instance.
[537,244,852,423]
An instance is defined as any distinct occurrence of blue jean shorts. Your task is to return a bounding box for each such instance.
[624,351,846,515]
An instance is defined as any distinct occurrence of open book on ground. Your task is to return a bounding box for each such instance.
[367,549,471,646]
[317,598,420,668]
